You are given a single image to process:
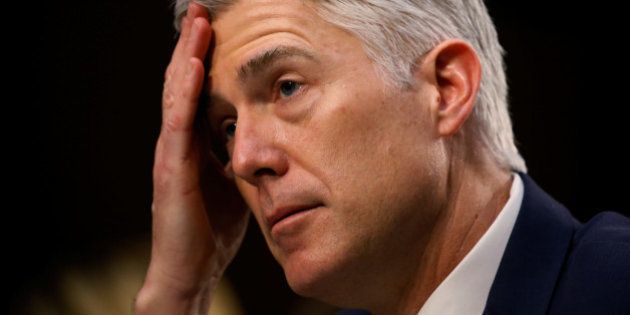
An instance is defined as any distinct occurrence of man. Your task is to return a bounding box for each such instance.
[134,0,630,314]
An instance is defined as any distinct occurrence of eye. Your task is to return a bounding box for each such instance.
[220,119,237,141]
[279,80,302,98]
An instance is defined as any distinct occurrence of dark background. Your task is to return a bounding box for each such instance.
[8,1,627,314]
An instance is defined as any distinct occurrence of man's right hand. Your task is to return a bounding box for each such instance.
[134,3,249,314]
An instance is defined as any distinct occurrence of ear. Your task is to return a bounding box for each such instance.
[415,40,481,137]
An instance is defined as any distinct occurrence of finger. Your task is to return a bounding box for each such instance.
[164,13,192,95]
[185,17,212,64]
[171,0,209,61]
[187,1,209,20]
[160,57,205,166]
[177,1,209,59]
[158,2,212,173]
[167,2,209,83]
[169,16,192,66]
[166,16,211,110]
[163,17,211,111]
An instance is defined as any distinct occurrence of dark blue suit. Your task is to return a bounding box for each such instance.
[339,173,630,314]
[484,173,630,314]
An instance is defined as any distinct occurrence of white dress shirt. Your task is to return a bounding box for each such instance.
[417,173,524,315]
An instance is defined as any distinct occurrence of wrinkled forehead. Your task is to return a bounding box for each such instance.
[210,0,323,69]
[206,0,371,101]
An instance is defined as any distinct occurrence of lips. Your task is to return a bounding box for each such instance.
[267,203,323,229]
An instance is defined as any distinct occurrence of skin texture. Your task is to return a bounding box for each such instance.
[136,1,513,314]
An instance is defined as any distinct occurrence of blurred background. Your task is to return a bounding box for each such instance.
[7,1,628,314]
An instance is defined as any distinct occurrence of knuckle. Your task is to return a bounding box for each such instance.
[164,113,187,133]
[152,155,198,199]
[162,90,175,109]
[164,65,174,81]
[153,159,175,195]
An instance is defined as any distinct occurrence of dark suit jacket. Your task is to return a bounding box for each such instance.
[339,173,630,315]
[484,173,630,314]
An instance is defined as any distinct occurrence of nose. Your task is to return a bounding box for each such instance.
[229,115,289,185]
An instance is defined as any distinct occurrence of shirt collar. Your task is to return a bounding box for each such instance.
[417,172,524,315]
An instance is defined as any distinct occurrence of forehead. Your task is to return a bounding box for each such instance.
[208,0,360,82]
[211,0,320,52]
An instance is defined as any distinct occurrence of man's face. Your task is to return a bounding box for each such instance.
[208,0,444,297]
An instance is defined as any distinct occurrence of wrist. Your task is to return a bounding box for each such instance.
[134,270,217,315]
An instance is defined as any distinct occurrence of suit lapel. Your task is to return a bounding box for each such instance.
[483,173,578,314]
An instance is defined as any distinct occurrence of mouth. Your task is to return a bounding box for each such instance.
[268,203,324,230]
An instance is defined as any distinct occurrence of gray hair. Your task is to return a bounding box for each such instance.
[173,0,527,173]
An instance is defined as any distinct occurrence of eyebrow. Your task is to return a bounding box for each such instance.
[237,45,318,83]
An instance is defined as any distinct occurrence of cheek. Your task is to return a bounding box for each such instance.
[307,88,439,225]
[313,90,428,187]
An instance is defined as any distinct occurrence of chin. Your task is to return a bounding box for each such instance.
[280,244,362,307]
[281,249,331,295]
